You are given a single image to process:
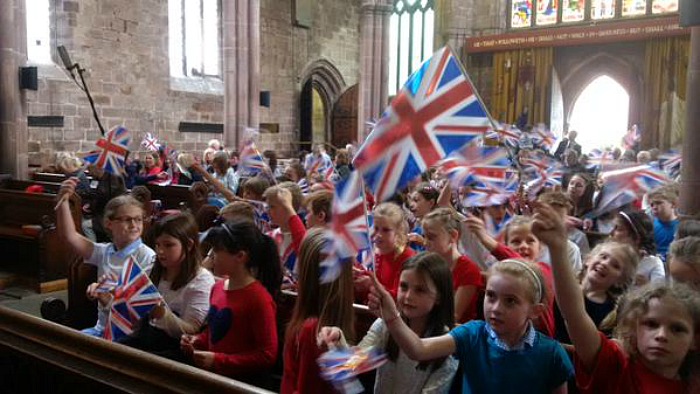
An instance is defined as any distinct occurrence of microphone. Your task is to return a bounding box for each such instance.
[57,45,77,72]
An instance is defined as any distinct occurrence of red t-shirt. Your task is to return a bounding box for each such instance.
[281,318,336,394]
[194,280,278,378]
[575,332,687,394]
[375,247,416,299]
[490,243,556,338]
[453,255,484,323]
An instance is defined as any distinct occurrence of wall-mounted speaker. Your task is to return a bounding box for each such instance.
[260,91,271,108]
[20,66,38,90]
[681,0,700,27]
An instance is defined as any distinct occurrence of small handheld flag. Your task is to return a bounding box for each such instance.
[83,125,132,174]
[140,132,161,152]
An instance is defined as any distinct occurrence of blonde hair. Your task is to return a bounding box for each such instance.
[422,207,461,235]
[263,182,303,212]
[220,201,255,223]
[669,236,700,270]
[614,282,700,376]
[648,183,680,205]
[582,242,639,298]
[504,215,535,244]
[177,152,195,168]
[490,259,546,304]
[373,202,409,250]
[56,153,82,173]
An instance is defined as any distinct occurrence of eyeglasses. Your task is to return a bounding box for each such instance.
[111,216,144,224]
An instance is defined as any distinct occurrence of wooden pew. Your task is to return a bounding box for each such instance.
[0,306,274,394]
[31,172,70,183]
[146,181,208,214]
[0,178,62,194]
[0,189,82,292]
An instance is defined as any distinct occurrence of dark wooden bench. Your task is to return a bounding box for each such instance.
[0,189,82,292]
[146,182,209,214]
[31,171,93,184]
[0,306,274,393]
[0,178,63,194]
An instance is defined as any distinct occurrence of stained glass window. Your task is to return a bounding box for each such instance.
[591,0,616,19]
[562,0,586,22]
[652,0,678,14]
[536,0,559,25]
[511,0,533,28]
[622,0,646,16]
[389,0,435,96]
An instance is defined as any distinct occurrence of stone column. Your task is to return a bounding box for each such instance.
[357,0,392,142]
[680,27,700,216]
[0,0,27,179]
[222,0,260,149]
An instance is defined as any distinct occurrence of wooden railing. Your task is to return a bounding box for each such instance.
[0,306,275,394]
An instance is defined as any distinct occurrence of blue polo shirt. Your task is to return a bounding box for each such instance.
[449,320,573,394]
[653,217,679,261]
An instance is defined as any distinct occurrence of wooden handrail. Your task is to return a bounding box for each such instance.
[0,306,274,394]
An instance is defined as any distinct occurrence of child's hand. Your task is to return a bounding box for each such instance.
[531,202,568,248]
[192,351,215,370]
[180,334,197,356]
[317,326,343,349]
[86,276,113,306]
[149,302,167,320]
[367,274,399,321]
[58,177,79,198]
[407,233,425,246]
[269,188,295,212]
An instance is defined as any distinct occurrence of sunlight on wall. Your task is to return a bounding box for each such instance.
[569,75,629,153]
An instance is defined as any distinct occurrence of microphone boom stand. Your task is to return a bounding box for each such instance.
[75,65,106,137]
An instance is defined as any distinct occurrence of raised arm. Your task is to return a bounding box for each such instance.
[191,163,237,202]
[56,178,94,260]
[367,275,456,361]
[464,213,499,252]
[532,203,601,370]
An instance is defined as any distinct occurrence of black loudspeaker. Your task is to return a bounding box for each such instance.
[20,66,38,90]
[681,0,700,27]
[260,90,271,108]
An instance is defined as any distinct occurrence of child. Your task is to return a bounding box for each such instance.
[304,190,333,229]
[263,183,306,285]
[407,183,439,251]
[532,204,700,394]
[281,229,355,394]
[364,256,573,393]
[320,253,458,393]
[668,236,700,290]
[56,178,155,337]
[180,220,282,384]
[119,213,214,359]
[423,208,484,324]
[465,214,558,336]
[211,151,239,197]
[611,211,665,285]
[554,241,638,343]
[240,176,271,202]
[648,185,680,261]
[539,191,590,258]
[371,202,416,299]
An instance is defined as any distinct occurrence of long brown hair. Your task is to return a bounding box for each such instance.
[285,229,355,343]
[149,212,201,291]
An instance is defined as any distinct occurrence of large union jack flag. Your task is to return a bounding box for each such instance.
[592,165,670,217]
[83,125,132,175]
[104,256,162,342]
[353,46,493,202]
[321,170,372,283]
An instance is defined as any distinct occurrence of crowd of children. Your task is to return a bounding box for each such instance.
[50,133,700,394]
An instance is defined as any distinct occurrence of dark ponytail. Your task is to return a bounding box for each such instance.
[205,219,282,298]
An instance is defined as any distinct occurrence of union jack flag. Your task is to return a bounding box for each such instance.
[659,151,681,179]
[485,122,522,149]
[140,132,161,152]
[104,257,162,342]
[587,148,615,171]
[483,209,514,241]
[297,178,310,194]
[239,140,267,176]
[353,46,493,202]
[83,125,132,174]
[440,141,512,188]
[321,170,372,283]
[592,165,670,217]
[462,171,519,207]
[531,124,557,153]
[520,151,564,184]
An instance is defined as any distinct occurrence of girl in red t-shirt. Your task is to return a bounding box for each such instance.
[533,204,700,394]
[281,229,355,394]
[422,207,484,324]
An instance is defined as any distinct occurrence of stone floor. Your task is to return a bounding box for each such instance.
[0,272,67,317]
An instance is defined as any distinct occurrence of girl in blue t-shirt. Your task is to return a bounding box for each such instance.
[367,257,574,393]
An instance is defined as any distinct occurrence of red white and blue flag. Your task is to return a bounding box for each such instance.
[239,140,267,176]
[353,46,492,202]
[659,151,681,179]
[440,141,512,188]
[520,151,564,197]
[140,132,161,152]
[83,125,132,175]
[592,165,670,217]
[485,122,522,149]
[462,171,519,207]
[104,256,162,342]
[532,124,557,153]
[321,170,372,283]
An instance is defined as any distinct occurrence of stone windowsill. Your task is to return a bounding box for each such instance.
[28,61,72,82]
[169,75,224,96]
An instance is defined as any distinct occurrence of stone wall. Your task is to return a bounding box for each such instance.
[25,0,360,166]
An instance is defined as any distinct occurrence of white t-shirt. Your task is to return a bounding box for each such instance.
[538,240,583,275]
[151,267,215,338]
[635,255,666,284]
[85,240,156,332]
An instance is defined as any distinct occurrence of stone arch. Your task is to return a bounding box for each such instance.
[298,59,347,150]
[331,84,359,149]
[558,49,641,137]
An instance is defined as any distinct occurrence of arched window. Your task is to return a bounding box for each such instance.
[388,0,435,96]
[26,0,52,64]
[168,0,221,78]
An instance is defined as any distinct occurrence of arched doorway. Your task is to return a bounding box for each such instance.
[298,59,346,153]
[331,84,358,149]
[568,75,630,152]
